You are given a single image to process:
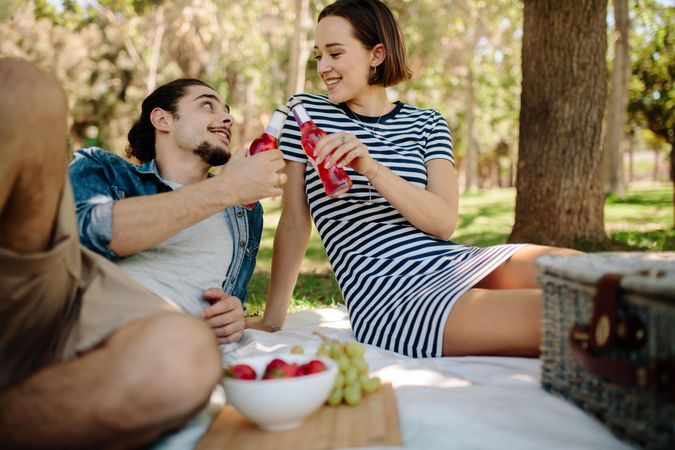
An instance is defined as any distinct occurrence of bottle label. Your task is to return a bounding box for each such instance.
[265,109,288,137]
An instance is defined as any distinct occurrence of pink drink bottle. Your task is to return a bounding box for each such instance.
[289,99,352,198]
[243,106,289,209]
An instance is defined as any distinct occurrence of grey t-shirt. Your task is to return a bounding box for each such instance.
[116,182,234,317]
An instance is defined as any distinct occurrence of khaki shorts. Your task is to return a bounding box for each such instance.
[0,180,174,389]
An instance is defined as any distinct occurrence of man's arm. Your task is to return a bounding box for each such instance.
[111,149,285,256]
[70,148,285,258]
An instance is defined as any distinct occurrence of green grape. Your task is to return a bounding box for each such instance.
[345,341,365,358]
[337,354,350,372]
[315,336,380,405]
[290,344,304,355]
[344,383,362,406]
[344,366,358,385]
[329,341,343,359]
[316,343,330,357]
[367,377,382,393]
[327,386,343,406]
[334,372,345,388]
[358,373,370,391]
[352,357,369,374]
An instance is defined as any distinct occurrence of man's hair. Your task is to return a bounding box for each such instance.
[126,79,213,163]
[318,0,412,87]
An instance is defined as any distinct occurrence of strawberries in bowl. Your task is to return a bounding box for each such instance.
[225,358,329,380]
[261,358,328,379]
[222,354,337,431]
[224,363,256,380]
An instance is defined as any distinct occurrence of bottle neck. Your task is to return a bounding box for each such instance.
[291,104,312,127]
[264,109,287,137]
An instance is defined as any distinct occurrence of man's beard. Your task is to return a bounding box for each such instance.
[194,141,230,166]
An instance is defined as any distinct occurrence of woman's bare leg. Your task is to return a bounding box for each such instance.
[443,288,542,357]
[475,245,581,289]
[443,246,581,356]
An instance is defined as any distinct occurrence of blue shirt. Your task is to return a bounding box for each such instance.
[68,147,262,302]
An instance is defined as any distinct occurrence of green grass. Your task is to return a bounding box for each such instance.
[244,184,674,316]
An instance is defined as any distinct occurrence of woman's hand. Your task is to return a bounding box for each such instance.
[314,132,379,179]
[245,316,277,332]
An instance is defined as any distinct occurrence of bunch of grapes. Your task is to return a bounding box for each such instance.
[315,337,381,406]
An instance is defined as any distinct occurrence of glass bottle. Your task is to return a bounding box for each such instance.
[289,98,352,198]
[243,105,289,210]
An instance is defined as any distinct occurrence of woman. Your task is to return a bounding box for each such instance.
[249,0,578,358]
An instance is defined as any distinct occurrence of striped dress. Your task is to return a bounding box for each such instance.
[280,93,528,357]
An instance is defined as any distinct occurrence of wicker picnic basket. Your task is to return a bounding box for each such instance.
[537,252,675,450]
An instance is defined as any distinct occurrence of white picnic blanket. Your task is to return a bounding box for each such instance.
[155,306,634,450]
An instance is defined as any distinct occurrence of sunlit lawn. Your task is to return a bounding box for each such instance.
[244,184,674,316]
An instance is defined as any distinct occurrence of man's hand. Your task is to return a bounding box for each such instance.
[217,148,287,205]
[201,288,245,344]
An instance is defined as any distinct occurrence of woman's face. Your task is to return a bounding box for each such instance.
[314,16,375,104]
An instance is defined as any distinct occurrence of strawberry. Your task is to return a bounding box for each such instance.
[265,358,288,372]
[225,363,256,380]
[301,359,327,375]
[263,360,302,379]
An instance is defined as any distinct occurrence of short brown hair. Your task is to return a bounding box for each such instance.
[318,0,412,87]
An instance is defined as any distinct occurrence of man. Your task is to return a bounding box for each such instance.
[68,78,287,348]
[0,58,223,448]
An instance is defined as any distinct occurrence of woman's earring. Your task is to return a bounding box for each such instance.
[371,65,376,76]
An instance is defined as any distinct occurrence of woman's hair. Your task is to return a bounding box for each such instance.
[126,78,212,163]
[318,0,412,87]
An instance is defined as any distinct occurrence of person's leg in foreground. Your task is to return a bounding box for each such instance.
[0,58,222,449]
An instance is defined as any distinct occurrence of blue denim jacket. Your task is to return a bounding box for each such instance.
[68,147,262,302]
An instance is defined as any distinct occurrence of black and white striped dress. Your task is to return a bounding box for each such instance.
[280,93,528,357]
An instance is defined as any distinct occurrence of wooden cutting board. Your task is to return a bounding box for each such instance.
[196,383,402,450]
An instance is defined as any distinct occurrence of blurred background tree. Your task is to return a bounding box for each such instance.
[1,0,672,246]
[627,0,674,224]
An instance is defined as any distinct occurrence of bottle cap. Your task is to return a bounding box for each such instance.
[288,97,304,109]
[275,105,290,115]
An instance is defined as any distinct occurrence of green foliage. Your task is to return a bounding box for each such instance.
[244,185,673,315]
[0,0,23,21]
[97,0,167,15]
[628,1,674,146]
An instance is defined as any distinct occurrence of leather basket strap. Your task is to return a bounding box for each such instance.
[570,332,675,403]
[569,272,675,403]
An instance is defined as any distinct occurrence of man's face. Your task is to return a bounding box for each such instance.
[170,85,233,166]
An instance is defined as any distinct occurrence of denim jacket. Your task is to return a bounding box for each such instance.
[68,147,262,302]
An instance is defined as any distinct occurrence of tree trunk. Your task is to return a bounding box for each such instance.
[627,131,634,183]
[286,0,311,99]
[146,7,165,94]
[509,154,516,187]
[464,64,478,192]
[602,0,630,196]
[510,0,608,247]
[671,142,675,229]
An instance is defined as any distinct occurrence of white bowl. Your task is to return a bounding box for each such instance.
[222,354,337,431]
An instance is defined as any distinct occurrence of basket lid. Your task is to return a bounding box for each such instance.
[536,252,675,298]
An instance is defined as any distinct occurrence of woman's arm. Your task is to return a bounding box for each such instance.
[366,158,458,240]
[247,161,312,331]
[315,132,459,240]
